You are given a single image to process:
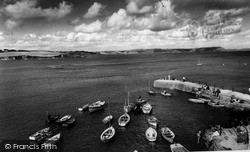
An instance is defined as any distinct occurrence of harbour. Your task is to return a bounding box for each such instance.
[1,51,250,152]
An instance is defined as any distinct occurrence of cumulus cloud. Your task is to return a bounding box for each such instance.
[107,9,133,29]
[2,0,72,20]
[126,0,152,15]
[84,2,105,18]
[70,17,80,25]
[5,19,20,30]
[75,20,103,33]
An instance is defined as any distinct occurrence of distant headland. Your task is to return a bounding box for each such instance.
[0,47,250,60]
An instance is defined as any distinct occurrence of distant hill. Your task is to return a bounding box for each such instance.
[0,47,248,60]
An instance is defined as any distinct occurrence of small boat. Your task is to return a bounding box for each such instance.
[148,90,156,95]
[147,116,158,128]
[56,115,72,124]
[43,133,61,145]
[100,126,115,142]
[89,101,105,113]
[142,102,152,114]
[161,127,175,143]
[77,104,89,112]
[196,58,203,66]
[145,127,157,142]
[170,143,189,152]
[103,115,113,124]
[29,127,51,141]
[208,102,225,108]
[188,98,205,104]
[136,96,146,104]
[118,112,130,127]
[124,92,133,113]
[61,117,76,127]
[161,91,172,97]
[46,114,60,124]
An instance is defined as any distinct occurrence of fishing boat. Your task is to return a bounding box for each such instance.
[147,116,158,128]
[161,90,172,97]
[148,90,156,95]
[100,101,115,142]
[124,92,133,113]
[46,114,60,124]
[145,127,157,142]
[196,58,203,66]
[188,98,205,104]
[77,104,89,112]
[43,133,61,146]
[118,112,130,127]
[161,127,175,143]
[62,117,76,127]
[29,127,51,141]
[142,102,152,114]
[89,100,105,113]
[103,115,113,124]
[136,95,147,104]
[100,126,115,142]
[56,115,72,124]
[170,143,189,152]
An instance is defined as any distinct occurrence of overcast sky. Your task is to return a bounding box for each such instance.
[0,0,250,51]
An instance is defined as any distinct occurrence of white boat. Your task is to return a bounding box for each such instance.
[89,101,105,113]
[77,104,89,112]
[145,127,157,142]
[100,101,115,142]
[100,126,115,142]
[142,102,152,114]
[170,143,189,152]
[103,115,113,124]
[161,127,175,143]
[29,127,50,141]
[43,133,61,145]
[208,102,225,108]
[148,90,156,95]
[56,115,72,124]
[118,112,130,127]
[188,98,205,104]
[161,91,172,97]
[196,58,203,66]
[124,92,133,113]
[147,116,158,128]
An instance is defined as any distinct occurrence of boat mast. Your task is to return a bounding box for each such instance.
[128,92,130,105]
[108,100,111,127]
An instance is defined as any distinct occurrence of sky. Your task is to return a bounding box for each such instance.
[0,0,250,51]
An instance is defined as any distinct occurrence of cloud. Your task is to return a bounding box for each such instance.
[84,2,105,18]
[5,19,20,30]
[107,9,133,29]
[126,0,152,15]
[2,0,72,20]
[70,17,80,25]
[75,20,103,33]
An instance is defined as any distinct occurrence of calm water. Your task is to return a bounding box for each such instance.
[0,52,250,152]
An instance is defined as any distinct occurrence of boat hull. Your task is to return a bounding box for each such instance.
[161,128,175,143]
[170,143,189,152]
[100,126,115,142]
[142,103,152,114]
[118,113,130,127]
[145,127,157,142]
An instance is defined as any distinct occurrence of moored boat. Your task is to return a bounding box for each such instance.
[145,127,157,142]
[188,98,205,104]
[136,96,146,104]
[43,133,61,146]
[100,126,115,142]
[118,112,130,127]
[46,114,60,124]
[103,115,113,124]
[147,116,158,128]
[161,127,175,143]
[56,115,72,124]
[208,101,225,108]
[142,102,152,114]
[161,91,172,97]
[29,127,51,141]
[61,117,76,127]
[89,101,105,113]
[170,143,189,152]
[148,90,156,95]
[77,104,89,112]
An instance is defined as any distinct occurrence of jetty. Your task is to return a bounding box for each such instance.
[153,79,250,111]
